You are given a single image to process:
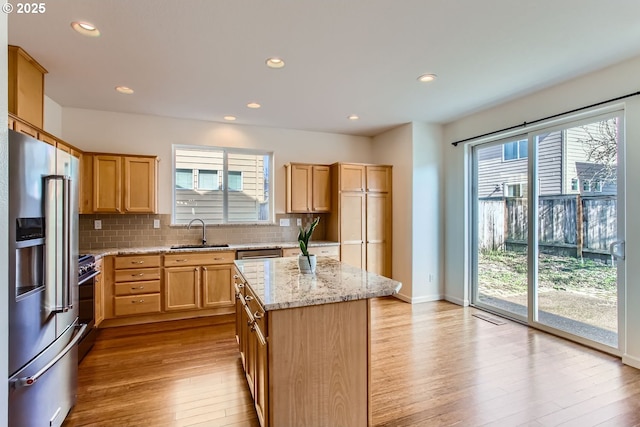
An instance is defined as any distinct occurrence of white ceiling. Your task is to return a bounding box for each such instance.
[8,0,640,137]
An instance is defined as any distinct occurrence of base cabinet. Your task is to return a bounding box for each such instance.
[234,268,369,427]
[102,252,235,327]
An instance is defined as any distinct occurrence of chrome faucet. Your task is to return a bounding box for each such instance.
[187,218,207,245]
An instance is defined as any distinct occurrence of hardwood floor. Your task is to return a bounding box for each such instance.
[63,298,640,427]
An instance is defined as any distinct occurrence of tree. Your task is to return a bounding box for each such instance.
[578,118,618,185]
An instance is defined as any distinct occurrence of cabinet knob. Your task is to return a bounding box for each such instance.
[176,259,188,262]
[245,296,254,301]
[133,273,144,277]
[254,311,263,320]
[132,260,144,264]
[237,283,245,288]
[233,275,239,279]
[214,257,224,261]
[131,299,145,304]
[132,286,144,290]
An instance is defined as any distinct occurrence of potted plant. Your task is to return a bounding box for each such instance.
[298,217,320,273]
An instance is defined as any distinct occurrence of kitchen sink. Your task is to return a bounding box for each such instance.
[170,244,230,249]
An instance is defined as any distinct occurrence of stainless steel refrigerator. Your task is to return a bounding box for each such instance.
[7,129,85,427]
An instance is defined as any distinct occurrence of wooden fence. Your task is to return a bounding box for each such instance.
[478,195,616,258]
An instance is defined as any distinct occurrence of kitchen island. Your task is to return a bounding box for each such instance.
[234,257,401,427]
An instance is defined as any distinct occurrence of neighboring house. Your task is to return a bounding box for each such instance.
[476,119,618,198]
[174,148,268,224]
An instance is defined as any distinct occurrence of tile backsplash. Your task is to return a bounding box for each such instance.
[79,213,328,250]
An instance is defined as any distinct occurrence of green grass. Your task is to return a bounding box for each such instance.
[478,250,617,297]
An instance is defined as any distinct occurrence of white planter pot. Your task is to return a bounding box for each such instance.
[298,254,317,274]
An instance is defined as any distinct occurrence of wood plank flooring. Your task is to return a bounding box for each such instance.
[63,298,640,427]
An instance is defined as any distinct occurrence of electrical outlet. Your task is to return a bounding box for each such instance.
[153,219,161,229]
[94,220,102,230]
[279,218,290,227]
[297,218,302,226]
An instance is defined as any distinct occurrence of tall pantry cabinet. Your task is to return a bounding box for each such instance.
[327,163,392,278]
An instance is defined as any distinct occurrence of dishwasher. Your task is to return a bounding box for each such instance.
[235,248,282,260]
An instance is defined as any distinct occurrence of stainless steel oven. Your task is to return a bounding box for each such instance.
[78,255,99,362]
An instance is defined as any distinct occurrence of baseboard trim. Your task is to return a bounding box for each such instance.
[444,296,469,307]
[622,354,640,370]
[393,293,442,304]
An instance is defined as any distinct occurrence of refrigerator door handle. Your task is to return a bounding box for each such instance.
[13,323,87,388]
[45,174,73,313]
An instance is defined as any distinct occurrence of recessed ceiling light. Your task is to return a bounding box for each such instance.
[247,102,261,109]
[348,114,359,120]
[71,21,100,37]
[115,86,134,94]
[224,115,237,121]
[266,57,285,69]
[417,73,437,83]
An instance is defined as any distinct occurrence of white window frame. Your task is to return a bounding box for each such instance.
[502,139,528,162]
[172,145,274,225]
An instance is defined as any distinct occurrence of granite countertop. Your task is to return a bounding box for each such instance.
[234,257,402,311]
[82,241,339,259]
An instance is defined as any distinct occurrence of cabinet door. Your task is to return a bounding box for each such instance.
[366,165,391,192]
[38,132,57,147]
[124,156,157,213]
[339,192,366,269]
[366,193,392,277]
[244,305,256,396]
[312,165,331,212]
[94,155,122,213]
[255,328,269,427]
[164,267,201,311]
[202,264,234,308]
[339,164,365,192]
[14,121,38,139]
[287,164,312,213]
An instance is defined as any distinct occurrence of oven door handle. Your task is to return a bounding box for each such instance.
[79,270,100,285]
[14,323,87,388]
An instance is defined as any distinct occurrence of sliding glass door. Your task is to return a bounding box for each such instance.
[472,111,625,353]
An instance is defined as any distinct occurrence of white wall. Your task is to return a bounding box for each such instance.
[1,13,9,427]
[412,122,444,302]
[43,95,63,137]
[372,124,413,299]
[443,54,640,368]
[61,108,373,214]
[372,122,444,302]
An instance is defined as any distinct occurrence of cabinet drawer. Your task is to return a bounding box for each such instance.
[115,255,161,269]
[114,280,161,296]
[114,293,161,316]
[309,245,339,257]
[244,286,266,335]
[164,251,235,267]
[281,248,299,258]
[115,268,161,283]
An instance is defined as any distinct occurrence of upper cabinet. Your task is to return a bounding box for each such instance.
[88,153,158,214]
[337,163,391,193]
[8,45,47,128]
[285,163,331,213]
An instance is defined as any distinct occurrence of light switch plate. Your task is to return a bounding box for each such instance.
[94,220,102,230]
[279,218,290,227]
[297,218,302,226]
[153,219,161,229]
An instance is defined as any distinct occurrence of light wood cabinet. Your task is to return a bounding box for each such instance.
[282,245,340,260]
[14,121,38,139]
[164,266,200,311]
[235,267,369,427]
[92,154,158,214]
[164,251,235,312]
[95,258,104,327]
[328,163,393,277]
[285,163,331,213]
[202,265,234,308]
[8,45,47,128]
[111,255,162,318]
